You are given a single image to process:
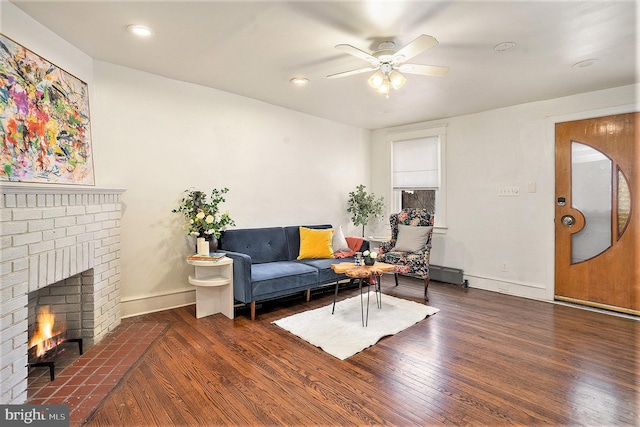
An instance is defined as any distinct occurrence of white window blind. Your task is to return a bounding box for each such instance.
[392,137,439,189]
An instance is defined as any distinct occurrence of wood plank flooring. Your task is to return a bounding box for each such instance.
[86,276,639,426]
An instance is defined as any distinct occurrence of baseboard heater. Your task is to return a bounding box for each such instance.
[430,265,466,287]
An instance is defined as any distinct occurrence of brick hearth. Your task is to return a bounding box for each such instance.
[0,183,125,404]
[28,321,167,427]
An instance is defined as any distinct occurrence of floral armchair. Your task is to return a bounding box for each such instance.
[378,208,434,301]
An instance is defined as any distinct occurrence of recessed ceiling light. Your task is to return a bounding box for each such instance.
[572,59,598,69]
[126,25,153,37]
[290,77,309,86]
[494,42,516,52]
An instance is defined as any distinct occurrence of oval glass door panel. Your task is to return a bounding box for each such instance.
[618,168,631,238]
[571,142,612,263]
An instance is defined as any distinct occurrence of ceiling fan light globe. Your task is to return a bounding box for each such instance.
[376,79,390,94]
[389,71,406,89]
[368,71,385,88]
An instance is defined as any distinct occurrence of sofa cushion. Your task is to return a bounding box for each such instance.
[297,227,335,260]
[297,257,356,284]
[284,224,332,260]
[251,261,318,300]
[220,227,289,264]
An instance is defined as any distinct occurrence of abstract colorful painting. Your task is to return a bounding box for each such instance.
[0,33,94,185]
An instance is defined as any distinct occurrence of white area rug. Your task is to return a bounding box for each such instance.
[273,294,439,360]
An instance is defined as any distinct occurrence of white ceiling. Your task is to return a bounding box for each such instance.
[11,0,639,130]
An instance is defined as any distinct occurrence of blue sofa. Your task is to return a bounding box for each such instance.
[219,224,368,320]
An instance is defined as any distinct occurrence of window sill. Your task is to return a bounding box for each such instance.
[433,226,447,234]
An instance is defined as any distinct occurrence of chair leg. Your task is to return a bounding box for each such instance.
[394,273,399,287]
[306,289,311,302]
[250,301,256,321]
[424,277,430,301]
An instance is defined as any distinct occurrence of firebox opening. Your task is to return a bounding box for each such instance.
[29,306,66,362]
[27,270,92,384]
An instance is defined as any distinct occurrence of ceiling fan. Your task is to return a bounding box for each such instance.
[327,34,449,95]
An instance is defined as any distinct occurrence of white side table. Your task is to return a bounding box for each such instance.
[187,257,234,319]
[368,236,391,253]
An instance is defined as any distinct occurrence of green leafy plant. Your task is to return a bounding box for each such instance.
[347,184,384,237]
[172,187,235,239]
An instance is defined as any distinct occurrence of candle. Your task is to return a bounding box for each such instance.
[197,238,208,256]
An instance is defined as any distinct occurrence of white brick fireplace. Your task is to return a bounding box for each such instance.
[0,183,125,404]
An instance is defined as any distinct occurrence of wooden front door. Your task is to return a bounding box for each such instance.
[555,113,638,315]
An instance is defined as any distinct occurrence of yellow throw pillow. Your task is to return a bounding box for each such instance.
[297,227,335,260]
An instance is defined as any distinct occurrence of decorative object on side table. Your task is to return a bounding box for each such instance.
[362,250,377,266]
[347,184,384,237]
[172,187,235,254]
[186,253,226,261]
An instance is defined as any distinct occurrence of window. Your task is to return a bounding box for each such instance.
[389,126,446,229]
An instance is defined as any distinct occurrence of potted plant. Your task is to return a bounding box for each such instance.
[362,250,378,266]
[347,184,384,237]
[172,187,235,252]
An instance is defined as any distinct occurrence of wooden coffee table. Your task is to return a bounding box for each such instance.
[330,262,395,326]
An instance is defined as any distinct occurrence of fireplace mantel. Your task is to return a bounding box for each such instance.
[0,183,125,195]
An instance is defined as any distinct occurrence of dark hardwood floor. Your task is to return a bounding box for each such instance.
[86,276,638,426]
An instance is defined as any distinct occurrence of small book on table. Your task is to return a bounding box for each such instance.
[186,253,226,261]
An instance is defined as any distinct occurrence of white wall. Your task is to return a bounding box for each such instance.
[2,1,371,317]
[92,62,370,316]
[372,85,638,301]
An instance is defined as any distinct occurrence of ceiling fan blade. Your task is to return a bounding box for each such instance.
[327,67,377,79]
[392,34,438,64]
[398,63,449,77]
[335,44,379,65]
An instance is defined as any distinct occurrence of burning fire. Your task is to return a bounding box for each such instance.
[29,307,65,359]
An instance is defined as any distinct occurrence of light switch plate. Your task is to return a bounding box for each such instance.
[498,186,520,196]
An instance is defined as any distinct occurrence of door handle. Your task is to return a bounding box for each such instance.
[561,215,576,227]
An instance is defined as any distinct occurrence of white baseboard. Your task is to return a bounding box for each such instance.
[121,288,195,318]
[463,273,549,301]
